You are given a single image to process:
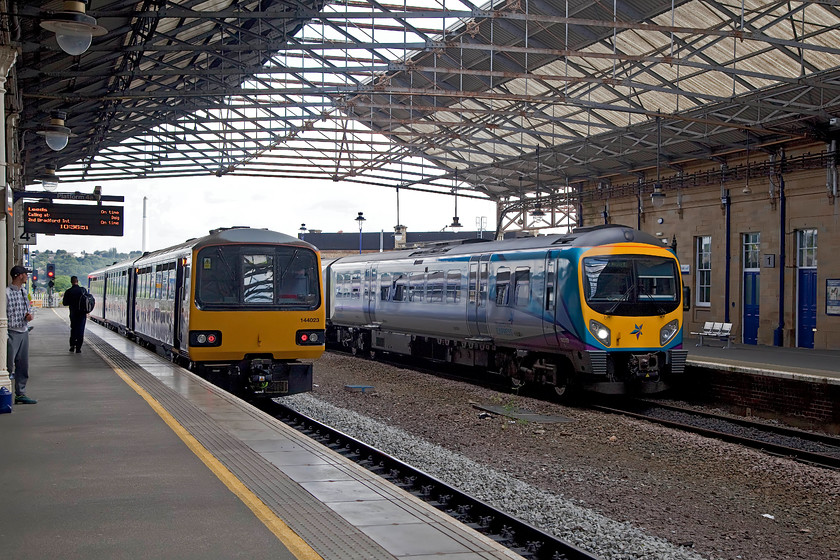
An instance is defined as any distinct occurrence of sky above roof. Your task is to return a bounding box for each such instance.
[28,176,499,254]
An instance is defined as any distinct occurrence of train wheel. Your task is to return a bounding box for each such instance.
[553,379,569,400]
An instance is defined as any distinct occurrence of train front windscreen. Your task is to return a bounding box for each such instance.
[196,245,321,310]
[582,255,680,316]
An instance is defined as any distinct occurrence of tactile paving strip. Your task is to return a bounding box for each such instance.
[85,331,395,560]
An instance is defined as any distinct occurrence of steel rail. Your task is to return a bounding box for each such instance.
[591,401,840,471]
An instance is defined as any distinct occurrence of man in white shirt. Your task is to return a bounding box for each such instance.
[7,265,36,404]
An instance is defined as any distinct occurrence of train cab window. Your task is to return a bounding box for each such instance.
[243,254,274,303]
[196,246,320,310]
[427,271,444,302]
[513,267,530,306]
[446,270,461,303]
[583,255,679,315]
[495,268,511,306]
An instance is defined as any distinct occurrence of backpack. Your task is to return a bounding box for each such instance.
[79,291,95,314]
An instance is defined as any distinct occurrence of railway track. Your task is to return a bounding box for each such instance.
[592,400,840,470]
[332,349,840,471]
[266,401,600,560]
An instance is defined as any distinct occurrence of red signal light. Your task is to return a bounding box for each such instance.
[301,334,309,342]
[206,334,217,344]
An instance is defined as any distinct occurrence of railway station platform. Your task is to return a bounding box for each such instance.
[0,309,524,560]
[685,336,840,385]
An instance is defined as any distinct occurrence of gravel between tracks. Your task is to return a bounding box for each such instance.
[280,352,840,560]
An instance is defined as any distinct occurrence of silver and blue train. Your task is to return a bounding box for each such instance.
[323,225,687,396]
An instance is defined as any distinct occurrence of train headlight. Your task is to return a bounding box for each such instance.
[588,320,611,347]
[659,319,680,345]
[189,330,222,347]
[296,329,325,346]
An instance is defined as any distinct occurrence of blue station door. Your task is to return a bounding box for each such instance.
[742,272,759,344]
[797,268,817,348]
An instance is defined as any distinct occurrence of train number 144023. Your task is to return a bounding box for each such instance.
[300,317,321,323]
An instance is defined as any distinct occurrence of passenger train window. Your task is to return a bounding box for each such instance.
[446,271,461,303]
[546,263,555,311]
[393,275,407,302]
[168,268,176,300]
[427,271,444,302]
[469,263,477,303]
[351,271,361,299]
[478,262,488,306]
[155,269,163,299]
[380,273,391,301]
[495,268,510,306]
[409,272,425,302]
[514,268,530,306]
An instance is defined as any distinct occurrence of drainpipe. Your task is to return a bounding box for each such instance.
[637,178,643,230]
[774,159,786,346]
[719,163,731,324]
[828,140,838,200]
[0,45,18,393]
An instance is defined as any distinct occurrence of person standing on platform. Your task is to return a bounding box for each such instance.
[62,276,88,353]
[7,265,36,404]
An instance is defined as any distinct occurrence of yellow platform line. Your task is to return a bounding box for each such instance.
[88,339,322,560]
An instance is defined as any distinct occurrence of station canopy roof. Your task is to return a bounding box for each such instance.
[13,0,840,205]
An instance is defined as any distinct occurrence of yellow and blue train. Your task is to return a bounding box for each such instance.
[323,225,686,397]
[88,227,325,397]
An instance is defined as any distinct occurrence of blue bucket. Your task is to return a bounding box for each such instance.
[0,386,12,414]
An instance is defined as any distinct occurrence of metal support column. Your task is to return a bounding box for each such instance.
[0,45,18,393]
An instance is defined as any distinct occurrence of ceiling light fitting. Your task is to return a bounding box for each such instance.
[40,1,107,56]
[36,164,61,191]
[450,172,462,228]
[37,110,72,151]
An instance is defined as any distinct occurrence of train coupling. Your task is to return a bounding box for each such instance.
[628,352,660,381]
[249,359,274,384]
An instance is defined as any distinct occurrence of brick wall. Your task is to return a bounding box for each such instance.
[681,366,840,434]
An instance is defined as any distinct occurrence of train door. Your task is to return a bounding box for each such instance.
[179,260,191,353]
[542,254,558,345]
[467,254,491,337]
[126,267,136,332]
[173,258,187,352]
[742,233,760,345]
[796,229,817,348]
[363,265,376,325]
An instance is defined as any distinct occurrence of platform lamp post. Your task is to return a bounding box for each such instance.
[355,212,365,254]
[299,223,306,241]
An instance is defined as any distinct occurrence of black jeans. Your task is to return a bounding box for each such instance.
[69,314,87,350]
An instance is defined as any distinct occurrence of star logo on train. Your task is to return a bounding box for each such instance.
[631,324,643,339]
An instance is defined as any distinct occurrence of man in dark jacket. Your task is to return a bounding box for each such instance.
[62,276,88,353]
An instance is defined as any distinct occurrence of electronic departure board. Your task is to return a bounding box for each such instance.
[24,203,124,236]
